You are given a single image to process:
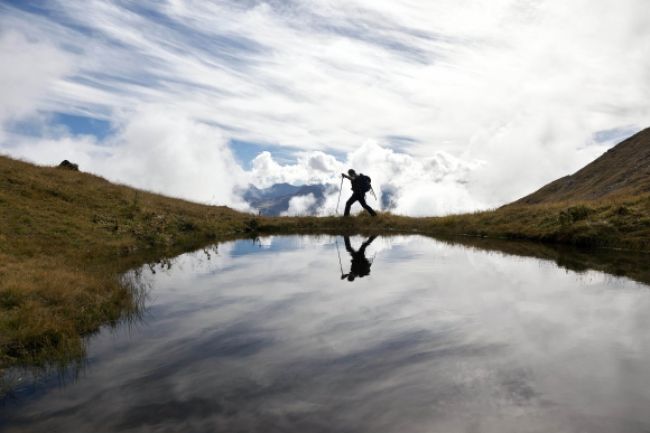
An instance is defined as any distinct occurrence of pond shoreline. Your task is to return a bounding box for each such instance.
[5,234,650,431]
[2,155,650,378]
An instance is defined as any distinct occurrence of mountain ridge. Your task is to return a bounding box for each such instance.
[513,127,650,205]
[242,182,330,215]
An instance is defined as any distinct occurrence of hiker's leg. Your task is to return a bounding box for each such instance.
[358,195,377,216]
[344,194,357,216]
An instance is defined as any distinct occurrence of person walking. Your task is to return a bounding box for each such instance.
[341,169,377,216]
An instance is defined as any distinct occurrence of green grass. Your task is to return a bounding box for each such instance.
[2,154,650,376]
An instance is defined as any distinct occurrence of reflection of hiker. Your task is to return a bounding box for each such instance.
[341,169,377,216]
[341,235,377,281]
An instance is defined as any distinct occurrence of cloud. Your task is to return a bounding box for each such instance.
[346,140,485,215]
[248,150,344,188]
[281,193,317,216]
[248,140,484,215]
[101,107,249,207]
[1,0,649,214]
[0,30,74,141]
[4,106,250,209]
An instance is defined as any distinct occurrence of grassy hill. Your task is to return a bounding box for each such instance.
[2,126,650,376]
[514,127,650,204]
[0,156,256,371]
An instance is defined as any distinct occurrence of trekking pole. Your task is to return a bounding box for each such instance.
[370,187,377,201]
[335,175,344,214]
[335,237,345,276]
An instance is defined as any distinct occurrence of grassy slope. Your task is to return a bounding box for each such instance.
[0,156,254,369]
[515,127,650,204]
[2,154,650,372]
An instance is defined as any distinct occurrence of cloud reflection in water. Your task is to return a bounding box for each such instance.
[3,236,650,433]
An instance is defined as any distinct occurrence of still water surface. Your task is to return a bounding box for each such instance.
[3,235,650,432]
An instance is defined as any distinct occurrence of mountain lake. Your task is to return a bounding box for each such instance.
[2,235,650,433]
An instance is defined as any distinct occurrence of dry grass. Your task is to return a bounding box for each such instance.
[0,156,253,371]
[255,194,650,251]
[514,127,650,204]
[2,154,650,376]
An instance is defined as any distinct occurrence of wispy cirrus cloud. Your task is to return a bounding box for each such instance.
[1,0,649,213]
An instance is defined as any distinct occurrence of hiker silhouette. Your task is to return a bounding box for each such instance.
[341,235,377,282]
[342,169,377,216]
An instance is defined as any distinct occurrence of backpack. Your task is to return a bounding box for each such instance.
[354,174,372,193]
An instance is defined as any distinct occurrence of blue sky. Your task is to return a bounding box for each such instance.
[1,0,648,214]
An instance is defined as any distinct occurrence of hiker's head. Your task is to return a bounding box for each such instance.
[348,169,356,177]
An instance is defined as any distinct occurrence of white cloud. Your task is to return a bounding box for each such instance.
[100,107,249,208]
[3,106,250,209]
[1,0,649,214]
[248,140,483,215]
[0,30,73,141]
[281,193,317,216]
[249,150,345,188]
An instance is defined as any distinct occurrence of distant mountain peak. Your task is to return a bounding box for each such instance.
[242,183,331,216]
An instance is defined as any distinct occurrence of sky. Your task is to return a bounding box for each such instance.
[1,0,649,215]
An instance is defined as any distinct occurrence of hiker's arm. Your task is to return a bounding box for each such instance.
[364,235,377,247]
[359,235,377,254]
[341,173,351,180]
